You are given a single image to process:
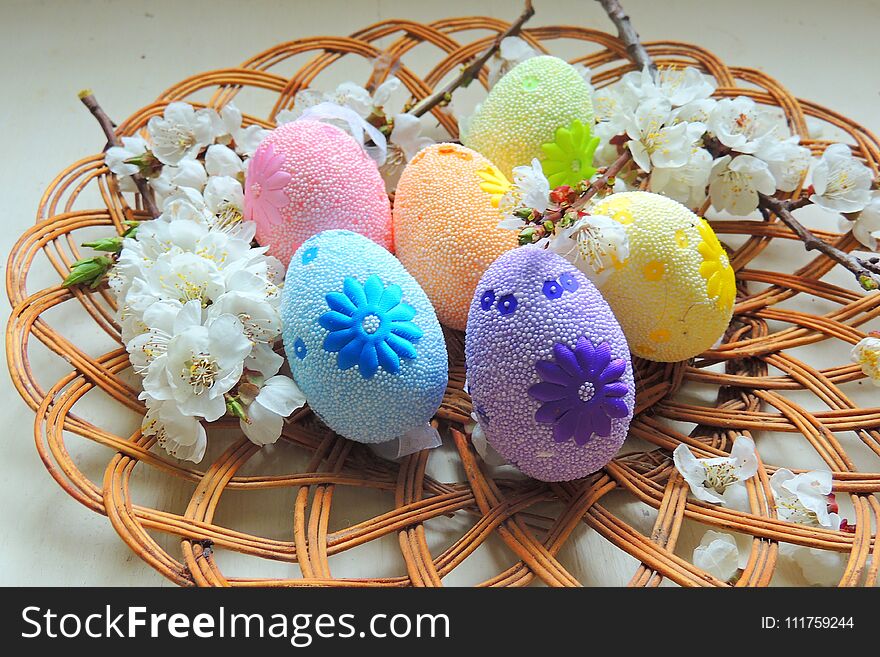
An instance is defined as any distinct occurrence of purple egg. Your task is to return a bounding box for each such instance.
[465,246,635,481]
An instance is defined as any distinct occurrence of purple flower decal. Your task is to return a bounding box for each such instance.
[527,337,629,446]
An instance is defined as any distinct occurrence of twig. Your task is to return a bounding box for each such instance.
[595,0,657,76]
[78,90,160,218]
[759,193,880,291]
[407,0,535,118]
[543,150,633,224]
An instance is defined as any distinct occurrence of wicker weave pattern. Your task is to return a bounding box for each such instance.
[6,17,880,587]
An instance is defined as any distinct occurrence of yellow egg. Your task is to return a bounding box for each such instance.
[393,143,517,330]
[589,191,735,362]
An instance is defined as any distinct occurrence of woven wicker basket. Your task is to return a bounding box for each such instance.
[6,16,880,587]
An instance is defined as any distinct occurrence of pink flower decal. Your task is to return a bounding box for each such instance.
[244,143,291,226]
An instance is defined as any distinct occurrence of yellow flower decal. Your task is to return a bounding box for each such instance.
[540,119,599,188]
[643,260,665,281]
[696,218,736,311]
[599,194,635,225]
[476,165,512,208]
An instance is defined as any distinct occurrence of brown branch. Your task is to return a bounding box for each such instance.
[759,193,880,291]
[596,0,657,76]
[78,90,160,218]
[407,0,535,118]
[542,150,633,224]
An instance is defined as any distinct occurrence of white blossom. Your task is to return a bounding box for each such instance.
[142,313,251,421]
[388,113,433,162]
[810,143,874,213]
[379,113,434,188]
[142,397,208,463]
[280,77,402,125]
[211,102,269,156]
[208,291,281,344]
[239,375,307,445]
[105,136,150,178]
[673,436,758,509]
[142,251,226,307]
[707,96,777,154]
[842,194,880,250]
[149,158,207,200]
[549,213,630,286]
[779,543,847,587]
[204,176,247,234]
[693,531,741,582]
[754,136,811,193]
[205,144,246,179]
[851,335,880,384]
[650,146,713,209]
[111,177,285,462]
[708,154,776,215]
[770,468,840,529]
[499,158,551,215]
[147,102,216,165]
[622,66,715,107]
[625,97,694,172]
[770,468,848,586]
[127,299,196,376]
[671,98,717,127]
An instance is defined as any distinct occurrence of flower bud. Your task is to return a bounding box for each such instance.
[62,256,114,288]
[550,185,573,205]
[859,274,879,291]
[124,150,163,178]
[82,236,123,253]
[225,396,248,421]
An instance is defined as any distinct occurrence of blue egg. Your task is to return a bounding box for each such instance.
[281,230,448,443]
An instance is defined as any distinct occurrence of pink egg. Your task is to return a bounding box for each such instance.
[244,120,392,267]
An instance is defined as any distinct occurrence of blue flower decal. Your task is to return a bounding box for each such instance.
[301,246,318,264]
[542,280,563,299]
[498,294,518,315]
[558,272,579,292]
[318,275,422,379]
[293,338,308,360]
[528,337,629,446]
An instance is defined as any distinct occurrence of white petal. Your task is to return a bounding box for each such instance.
[247,342,284,377]
[254,375,307,417]
[241,400,284,445]
[693,531,740,581]
[205,144,244,177]
[729,436,758,479]
[673,444,725,504]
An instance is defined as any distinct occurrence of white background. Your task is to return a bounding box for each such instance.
[1,0,878,586]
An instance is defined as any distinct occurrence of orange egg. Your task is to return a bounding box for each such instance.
[392,143,517,330]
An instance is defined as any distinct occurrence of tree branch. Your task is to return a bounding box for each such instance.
[78,90,160,218]
[407,0,535,118]
[595,0,657,76]
[542,150,633,224]
[759,193,880,291]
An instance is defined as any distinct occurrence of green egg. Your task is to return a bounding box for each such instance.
[461,56,595,183]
